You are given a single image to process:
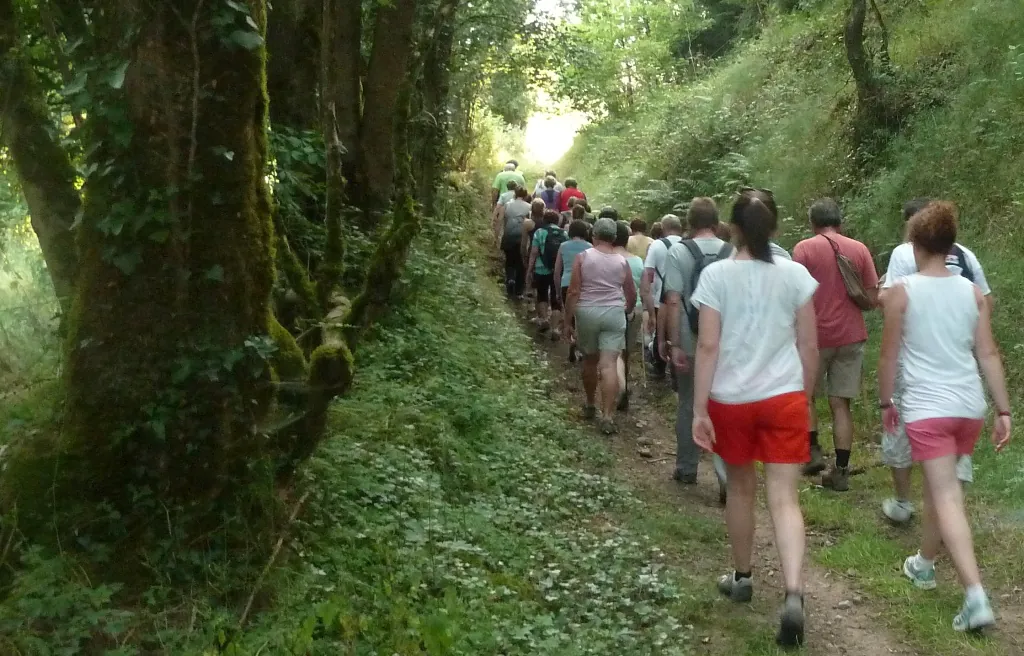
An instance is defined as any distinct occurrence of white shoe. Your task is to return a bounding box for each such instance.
[954,592,995,632]
[957,455,973,484]
[902,553,937,590]
[882,498,914,524]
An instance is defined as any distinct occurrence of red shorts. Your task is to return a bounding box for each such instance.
[708,391,810,465]
[905,417,983,462]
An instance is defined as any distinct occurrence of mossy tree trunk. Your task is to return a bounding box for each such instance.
[0,0,80,311]
[413,0,459,212]
[267,0,320,130]
[844,0,902,148]
[56,0,276,513]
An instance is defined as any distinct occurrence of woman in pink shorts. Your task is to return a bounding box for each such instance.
[878,201,1011,633]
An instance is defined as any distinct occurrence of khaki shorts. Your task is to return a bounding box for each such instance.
[576,306,627,355]
[816,341,865,399]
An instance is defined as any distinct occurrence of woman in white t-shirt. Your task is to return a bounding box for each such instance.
[877,201,1011,633]
[690,189,818,647]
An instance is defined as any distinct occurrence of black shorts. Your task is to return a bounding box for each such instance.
[534,273,562,310]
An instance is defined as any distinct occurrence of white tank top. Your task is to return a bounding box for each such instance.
[899,274,985,423]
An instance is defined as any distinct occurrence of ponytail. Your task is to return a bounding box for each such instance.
[731,193,777,263]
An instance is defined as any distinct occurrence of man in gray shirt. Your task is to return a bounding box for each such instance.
[661,197,733,503]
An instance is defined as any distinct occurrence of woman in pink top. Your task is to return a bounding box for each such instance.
[564,218,637,434]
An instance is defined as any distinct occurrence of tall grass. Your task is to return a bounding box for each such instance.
[558,0,1024,502]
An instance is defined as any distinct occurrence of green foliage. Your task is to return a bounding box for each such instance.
[559,0,1024,494]
[213,186,693,654]
[0,547,134,655]
[269,126,327,265]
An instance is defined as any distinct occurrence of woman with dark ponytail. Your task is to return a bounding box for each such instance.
[689,189,819,647]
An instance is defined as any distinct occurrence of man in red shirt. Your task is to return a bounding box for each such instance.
[793,198,879,491]
[558,178,586,213]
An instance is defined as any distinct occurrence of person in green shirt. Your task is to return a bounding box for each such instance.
[491,161,527,205]
[526,209,565,336]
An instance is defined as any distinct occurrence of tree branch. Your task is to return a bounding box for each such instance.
[0,0,81,310]
[869,0,892,72]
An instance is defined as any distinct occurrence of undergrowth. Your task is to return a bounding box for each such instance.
[0,184,701,654]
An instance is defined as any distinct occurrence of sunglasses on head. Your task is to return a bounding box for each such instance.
[739,186,774,196]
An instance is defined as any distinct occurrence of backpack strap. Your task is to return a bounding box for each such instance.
[681,239,703,264]
[717,242,735,259]
[949,244,975,282]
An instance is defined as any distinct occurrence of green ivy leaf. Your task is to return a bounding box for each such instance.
[63,72,87,95]
[205,265,225,282]
[228,30,264,50]
[109,61,130,89]
[112,251,142,275]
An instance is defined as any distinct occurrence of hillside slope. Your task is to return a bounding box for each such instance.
[559,0,1024,452]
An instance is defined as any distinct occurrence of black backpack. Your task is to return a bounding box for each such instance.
[541,226,568,270]
[945,244,975,282]
[681,239,734,334]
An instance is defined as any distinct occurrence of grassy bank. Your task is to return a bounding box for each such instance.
[558,0,1024,651]
[1,184,730,654]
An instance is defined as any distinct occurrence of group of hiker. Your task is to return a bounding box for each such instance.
[491,161,1013,647]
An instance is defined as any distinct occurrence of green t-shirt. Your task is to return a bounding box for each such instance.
[492,170,526,193]
[532,228,553,275]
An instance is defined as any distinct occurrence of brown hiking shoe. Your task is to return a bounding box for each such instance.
[822,466,850,492]
[802,444,826,476]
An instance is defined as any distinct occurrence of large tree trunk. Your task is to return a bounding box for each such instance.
[844,0,901,142]
[56,0,276,511]
[354,0,419,213]
[0,0,80,311]
[267,0,321,129]
[414,0,459,211]
[332,0,362,192]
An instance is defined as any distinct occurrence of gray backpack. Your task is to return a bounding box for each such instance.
[681,240,734,334]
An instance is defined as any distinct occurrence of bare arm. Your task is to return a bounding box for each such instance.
[526,245,539,287]
[974,286,1010,413]
[663,291,681,348]
[693,306,721,417]
[564,257,584,333]
[553,248,564,301]
[866,285,880,309]
[877,285,906,403]
[795,300,819,396]
[623,262,637,311]
[641,268,656,313]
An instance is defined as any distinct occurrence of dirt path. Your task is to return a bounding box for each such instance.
[522,312,914,654]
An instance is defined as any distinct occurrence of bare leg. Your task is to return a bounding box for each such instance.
[764,463,806,593]
[892,466,913,500]
[725,463,757,574]
[582,354,599,407]
[920,478,942,562]
[829,396,853,452]
[598,351,619,418]
[921,455,981,588]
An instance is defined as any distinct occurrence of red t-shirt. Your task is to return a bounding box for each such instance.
[793,232,879,349]
[558,187,586,212]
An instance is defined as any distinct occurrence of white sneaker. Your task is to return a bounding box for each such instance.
[902,553,937,590]
[957,455,974,484]
[953,592,995,632]
[882,498,914,524]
